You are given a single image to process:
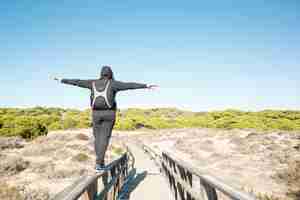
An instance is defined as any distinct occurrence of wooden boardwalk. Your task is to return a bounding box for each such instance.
[126,144,172,200]
[52,138,256,200]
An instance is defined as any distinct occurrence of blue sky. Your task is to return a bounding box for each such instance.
[0,0,299,111]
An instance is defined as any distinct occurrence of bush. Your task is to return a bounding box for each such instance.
[48,121,63,130]
[0,116,48,139]
[115,118,136,130]
[15,117,48,139]
[1,107,300,137]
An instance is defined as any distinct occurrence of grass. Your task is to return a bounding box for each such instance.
[112,146,124,156]
[0,183,23,200]
[243,187,281,200]
[256,193,281,200]
[72,153,89,162]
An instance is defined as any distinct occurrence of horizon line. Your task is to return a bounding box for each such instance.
[1,105,300,112]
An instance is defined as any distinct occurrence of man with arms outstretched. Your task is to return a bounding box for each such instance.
[54,66,158,172]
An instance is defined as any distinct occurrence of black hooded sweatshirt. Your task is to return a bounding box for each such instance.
[61,67,147,111]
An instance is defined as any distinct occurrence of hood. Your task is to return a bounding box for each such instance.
[100,66,114,79]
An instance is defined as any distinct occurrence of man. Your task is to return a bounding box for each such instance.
[54,65,158,172]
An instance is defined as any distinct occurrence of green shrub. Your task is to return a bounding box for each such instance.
[48,121,63,130]
[14,117,48,139]
[0,116,48,139]
[1,107,300,137]
[115,118,136,130]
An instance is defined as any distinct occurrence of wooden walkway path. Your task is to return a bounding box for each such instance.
[125,144,172,200]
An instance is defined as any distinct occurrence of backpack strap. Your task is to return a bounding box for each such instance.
[92,80,112,109]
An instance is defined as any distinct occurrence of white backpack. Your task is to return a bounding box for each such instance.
[91,80,112,109]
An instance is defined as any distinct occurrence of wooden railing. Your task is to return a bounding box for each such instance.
[142,143,257,200]
[52,148,134,200]
[162,152,257,200]
[53,142,258,200]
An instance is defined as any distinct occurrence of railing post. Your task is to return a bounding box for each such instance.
[200,178,218,200]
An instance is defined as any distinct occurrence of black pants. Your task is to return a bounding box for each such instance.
[92,110,116,166]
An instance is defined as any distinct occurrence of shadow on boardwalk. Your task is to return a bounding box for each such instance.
[118,168,148,199]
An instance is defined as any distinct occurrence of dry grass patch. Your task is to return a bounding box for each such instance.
[0,155,30,176]
[275,160,300,199]
[112,146,124,155]
[243,187,281,200]
[256,193,281,200]
[284,160,300,199]
[76,133,89,141]
[0,182,23,200]
[72,153,89,162]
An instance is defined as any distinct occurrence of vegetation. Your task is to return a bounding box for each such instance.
[278,160,300,199]
[0,183,23,200]
[244,160,300,200]
[243,187,281,200]
[0,107,300,139]
[256,194,280,200]
[72,153,89,162]
[0,107,90,139]
[115,108,300,131]
[111,146,124,156]
[76,133,89,141]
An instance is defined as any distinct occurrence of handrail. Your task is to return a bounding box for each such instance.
[162,151,257,200]
[52,174,103,200]
[52,148,133,200]
[141,142,256,200]
[141,142,162,170]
